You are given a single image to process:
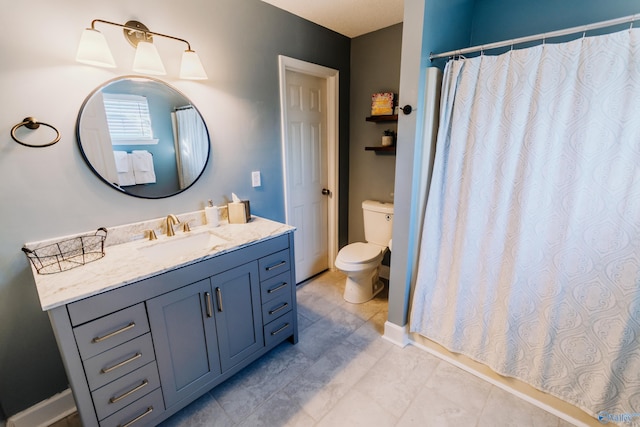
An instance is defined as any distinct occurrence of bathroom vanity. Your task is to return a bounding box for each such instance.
[28,216,297,427]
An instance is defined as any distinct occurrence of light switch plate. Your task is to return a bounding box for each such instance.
[251,171,261,187]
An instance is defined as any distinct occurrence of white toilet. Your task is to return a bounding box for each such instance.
[335,200,394,303]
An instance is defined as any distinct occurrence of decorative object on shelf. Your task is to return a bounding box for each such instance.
[382,129,396,147]
[22,228,107,275]
[371,92,395,116]
[76,19,207,80]
[11,117,61,148]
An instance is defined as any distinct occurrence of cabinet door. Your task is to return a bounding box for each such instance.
[147,279,221,408]
[211,261,264,371]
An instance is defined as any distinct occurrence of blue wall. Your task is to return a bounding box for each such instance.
[471,0,640,46]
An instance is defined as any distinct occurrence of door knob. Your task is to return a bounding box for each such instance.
[321,188,331,196]
[401,105,413,115]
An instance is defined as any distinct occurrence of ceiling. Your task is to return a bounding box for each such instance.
[260,0,404,38]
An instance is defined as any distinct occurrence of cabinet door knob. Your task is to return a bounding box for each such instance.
[401,105,413,115]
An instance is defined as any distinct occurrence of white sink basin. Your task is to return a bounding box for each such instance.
[137,231,228,263]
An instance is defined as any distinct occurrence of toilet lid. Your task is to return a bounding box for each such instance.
[338,242,383,264]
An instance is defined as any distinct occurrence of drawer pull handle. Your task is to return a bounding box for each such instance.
[216,287,224,312]
[268,302,289,315]
[109,380,149,404]
[265,260,286,271]
[101,352,142,374]
[267,282,288,294]
[119,406,153,427]
[270,322,290,336]
[92,322,135,343]
[205,292,213,318]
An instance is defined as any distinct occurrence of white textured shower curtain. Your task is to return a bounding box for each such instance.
[410,29,640,418]
[174,107,209,189]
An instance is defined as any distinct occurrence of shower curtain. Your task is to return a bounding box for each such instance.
[174,107,209,189]
[410,29,640,418]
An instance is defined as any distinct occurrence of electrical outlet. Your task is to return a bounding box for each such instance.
[251,171,261,187]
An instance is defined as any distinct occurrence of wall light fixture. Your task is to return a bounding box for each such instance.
[76,19,208,80]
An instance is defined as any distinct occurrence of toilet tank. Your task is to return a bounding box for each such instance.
[362,200,394,247]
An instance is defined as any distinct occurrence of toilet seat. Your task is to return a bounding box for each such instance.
[335,242,385,271]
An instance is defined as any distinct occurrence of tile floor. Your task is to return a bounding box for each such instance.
[53,270,575,427]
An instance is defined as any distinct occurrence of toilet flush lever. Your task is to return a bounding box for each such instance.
[322,188,331,196]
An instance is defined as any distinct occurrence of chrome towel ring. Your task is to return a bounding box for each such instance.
[11,117,61,148]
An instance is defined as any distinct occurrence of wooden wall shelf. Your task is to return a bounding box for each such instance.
[365,146,396,155]
[365,115,398,122]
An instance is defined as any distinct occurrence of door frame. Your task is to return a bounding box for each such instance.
[278,55,339,273]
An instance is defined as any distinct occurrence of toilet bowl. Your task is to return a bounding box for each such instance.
[335,200,393,304]
[335,242,386,303]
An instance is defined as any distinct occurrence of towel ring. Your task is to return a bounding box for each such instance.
[11,117,61,148]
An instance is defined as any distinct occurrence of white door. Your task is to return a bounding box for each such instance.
[284,70,329,283]
[79,91,119,185]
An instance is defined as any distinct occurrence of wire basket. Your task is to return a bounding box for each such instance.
[22,227,107,275]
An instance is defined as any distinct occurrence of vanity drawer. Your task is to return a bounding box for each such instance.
[99,387,164,427]
[264,311,294,347]
[84,333,156,391]
[260,271,291,304]
[258,249,290,281]
[92,361,160,421]
[74,303,149,360]
[261,291,292,325]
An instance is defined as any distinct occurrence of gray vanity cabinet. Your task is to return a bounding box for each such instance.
[209,261,264,371]
[148,261,264,408]
[47,231,297,427]
[146,279,222,408]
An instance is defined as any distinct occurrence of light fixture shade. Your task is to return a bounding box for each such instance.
[180,50,208,80]
[132,41,166,75]
[76,28,116,68]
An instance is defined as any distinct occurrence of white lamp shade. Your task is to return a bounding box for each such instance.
[76,28,116,68]
[180,50,208,80]
[132,41,166,75]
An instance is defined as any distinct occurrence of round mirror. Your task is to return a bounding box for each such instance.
[77,76,210,198]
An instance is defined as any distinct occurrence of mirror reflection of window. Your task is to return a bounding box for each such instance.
[102,93,159,145]
[77,77,211,199]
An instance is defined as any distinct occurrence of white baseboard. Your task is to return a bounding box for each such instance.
[382,321,410,347]
[7,389,76,427]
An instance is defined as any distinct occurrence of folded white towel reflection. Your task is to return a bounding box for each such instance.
[113,151,129,172]
[132,150,156,184]
[114,152,135,187]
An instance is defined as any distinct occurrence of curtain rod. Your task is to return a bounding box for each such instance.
[430,13,640,60]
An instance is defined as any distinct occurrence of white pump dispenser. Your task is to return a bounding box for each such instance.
[205,200,219,227]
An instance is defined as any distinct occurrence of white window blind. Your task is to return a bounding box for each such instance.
[102,93,158,145]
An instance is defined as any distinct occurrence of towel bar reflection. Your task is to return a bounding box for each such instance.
[11,117,61,148]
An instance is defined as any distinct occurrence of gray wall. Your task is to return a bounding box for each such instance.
[0,0,350,417]
[349,24,402,243]
[348,24,402,244]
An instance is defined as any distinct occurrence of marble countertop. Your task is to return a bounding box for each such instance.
[28,216,295,311]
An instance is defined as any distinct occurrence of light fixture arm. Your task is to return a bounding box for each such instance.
[89,19,193,50]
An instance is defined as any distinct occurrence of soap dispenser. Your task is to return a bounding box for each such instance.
[205,200,219,227]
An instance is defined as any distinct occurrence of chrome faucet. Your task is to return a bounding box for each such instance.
[165,214,180,237]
